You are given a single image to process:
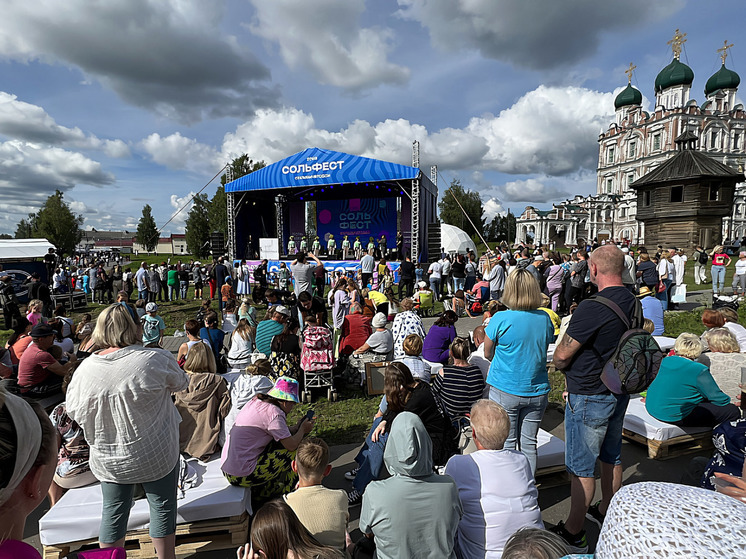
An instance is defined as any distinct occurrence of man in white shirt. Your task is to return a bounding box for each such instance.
[483,255,505,301]
[467,326,490,397]
[621,248,636,293]
[427,259,442,300]
[134,261,150,301]
[441,256,453,298]
[445,400,543,558]
[360,250,376,288]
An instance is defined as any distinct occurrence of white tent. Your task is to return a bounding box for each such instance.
[440,224,477,256]
[0,239,54,260]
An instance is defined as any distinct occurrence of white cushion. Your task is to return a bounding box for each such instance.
[623,397,709,442]
[536,428,565,470]
[40,454,251,546]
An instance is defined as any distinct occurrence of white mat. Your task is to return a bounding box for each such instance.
[653,336,676,351]
[40,455,251,546]
[536,428,565,470]
[623,396,709,442]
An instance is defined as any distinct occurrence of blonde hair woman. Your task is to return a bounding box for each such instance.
[702,328,746,399]
[710,245,731,296]
[175,342,229,460]
[228,318,256,369]
[645,332,740,427]
[65,304,188,557]
[482,268,554,475]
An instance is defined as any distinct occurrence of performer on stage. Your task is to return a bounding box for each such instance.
[287,236,296,256]
[396,231,404,260]
[327,234,337,258]
[300,236,308,252]
[312,236,321,254]
[379,234,387,258]
[354,237,363,260]
[342,235,351,260]
[367,237,375,252]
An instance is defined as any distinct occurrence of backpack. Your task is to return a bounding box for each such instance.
[300,326,335,371]
[590,295,664,395]
[469,301,483,314]
[698,251,709,265]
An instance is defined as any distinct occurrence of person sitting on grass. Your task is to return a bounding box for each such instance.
[221,376,314,509]
[339,303,372,356]
[222,298,238,335]
[422,310,458,365]
[445,400,544,558]
[141,302,166,348]
[175,342,230,461]
[201,311,226,371]
[358,412,462,559]
[645,332,741,427]
[227,318,256,370]
[394,333,431,383]
[284,438,351,555]
[432,337,485,419]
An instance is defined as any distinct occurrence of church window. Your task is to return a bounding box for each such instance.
[628,140,636,158]
[606,178,613,193]
[734,133,740,150]
[709,185,720,201]
[620,207,627,218]
[644,191,651,206]
[670,185,683,203]
[627,173,635,188]
[711,131,718,149]
[607,146,615,164]
[652,133,661,151]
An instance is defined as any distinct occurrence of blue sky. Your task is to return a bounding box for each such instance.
[0,0,742,235]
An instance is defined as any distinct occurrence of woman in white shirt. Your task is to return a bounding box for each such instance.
[66,304,188,558]
[732,252,746,295]
[228,319,256,369]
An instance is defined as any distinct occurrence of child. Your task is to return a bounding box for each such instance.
[142,302,166,348]
[238,297,257,328]
[284,437,350,555]
[75,313,93,341]
[196,298,212,324]
[223,299,238,335]
[26,299,44,327]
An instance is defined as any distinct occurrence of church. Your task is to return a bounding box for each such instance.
[516,31,746,248]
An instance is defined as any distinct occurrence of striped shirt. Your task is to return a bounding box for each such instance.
[255,319,285,356]
[432,364,486,419]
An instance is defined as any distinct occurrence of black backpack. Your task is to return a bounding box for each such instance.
[698,251,709,265]
[590,295,664,395]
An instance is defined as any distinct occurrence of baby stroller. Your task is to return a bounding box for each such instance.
[300,325,337,403]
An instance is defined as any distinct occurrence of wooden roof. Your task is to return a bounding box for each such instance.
[631,148,743,188]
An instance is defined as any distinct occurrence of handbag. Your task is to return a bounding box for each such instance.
[656,281,667,293]
[671,284,687,303]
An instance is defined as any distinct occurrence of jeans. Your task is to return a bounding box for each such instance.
[180,280,189,299]
[168,285,178,301]
[99,463,178,543]
[138,289,148,301]
[564,392,630,478]
[489,386,548,475]
[656,278,672,310]
[452,277,465,294]
[429,278,441,298]
[353,417,388,493]
[712,265,726,294]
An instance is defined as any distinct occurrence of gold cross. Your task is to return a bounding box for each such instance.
[625,62,637,84]
[717,40,734,65]
[667,28,687,60]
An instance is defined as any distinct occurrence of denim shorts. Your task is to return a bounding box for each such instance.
[564,392,630,478]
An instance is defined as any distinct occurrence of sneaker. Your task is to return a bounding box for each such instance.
[549,521,589,554]
[344,467,360,481]
[347,488,363,506]
[586,501,605,528]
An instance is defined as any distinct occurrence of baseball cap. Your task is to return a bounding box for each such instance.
[274,305,290,317]
[146,302,158,313]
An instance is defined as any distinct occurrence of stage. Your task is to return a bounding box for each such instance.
[236,257,405,284]
[224,146,439,264]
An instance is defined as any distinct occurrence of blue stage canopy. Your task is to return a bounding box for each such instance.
[225,147,420,193]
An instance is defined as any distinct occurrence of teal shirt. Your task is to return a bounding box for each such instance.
[255,319,285,356]
[645,355,731,422]
[485,310,553,397]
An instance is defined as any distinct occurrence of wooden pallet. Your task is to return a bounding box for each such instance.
[43,512,249,559]
[535,463,569,488]
[622,428,712,460]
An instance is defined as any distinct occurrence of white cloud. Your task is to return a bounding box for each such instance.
[167,191,198,228]
[0,0,278,122]
[482,197,506,222]
[499,178,569,203]
[249,0,409,90]
[140,133,221,174]
[0,92,131,157]
[396,0,684,70]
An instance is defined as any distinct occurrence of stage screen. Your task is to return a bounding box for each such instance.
[316,198,397,244]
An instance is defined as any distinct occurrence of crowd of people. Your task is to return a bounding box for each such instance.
[1,241,746,559]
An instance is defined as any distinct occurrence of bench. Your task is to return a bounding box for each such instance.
[535,428,569,487]
[40,455,251,558]
[622,397,712,460]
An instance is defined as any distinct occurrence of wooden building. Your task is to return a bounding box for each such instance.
[631,132,744,249]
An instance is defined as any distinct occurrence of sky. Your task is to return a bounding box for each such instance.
[0,0,743,236]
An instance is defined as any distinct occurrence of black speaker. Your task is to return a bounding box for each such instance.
[210,231,225,254]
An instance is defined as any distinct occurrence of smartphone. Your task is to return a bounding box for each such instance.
[305,409,315,421]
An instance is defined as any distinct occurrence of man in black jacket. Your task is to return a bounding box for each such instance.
[398,255,415,298]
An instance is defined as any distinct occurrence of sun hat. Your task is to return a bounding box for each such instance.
[372,312,387,328]
[417,281,427,289]
[621,247,629,253]
[267,376,300,403]
[146,302,158,313]
[637,286,654,298]
[30,324,55,338]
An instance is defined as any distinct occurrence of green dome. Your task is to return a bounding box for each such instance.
[654,58,694,92]
[705,64,740,96]
[614,84,643,108]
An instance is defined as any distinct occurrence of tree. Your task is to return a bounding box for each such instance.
[438,179,485,239]
[136,204,159,253]
[485,210,517,243]
[185,194,212,258]
[208,185,228,238]
[0,234,11,239]
[220,154,266,187]
[13,190,83,255]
